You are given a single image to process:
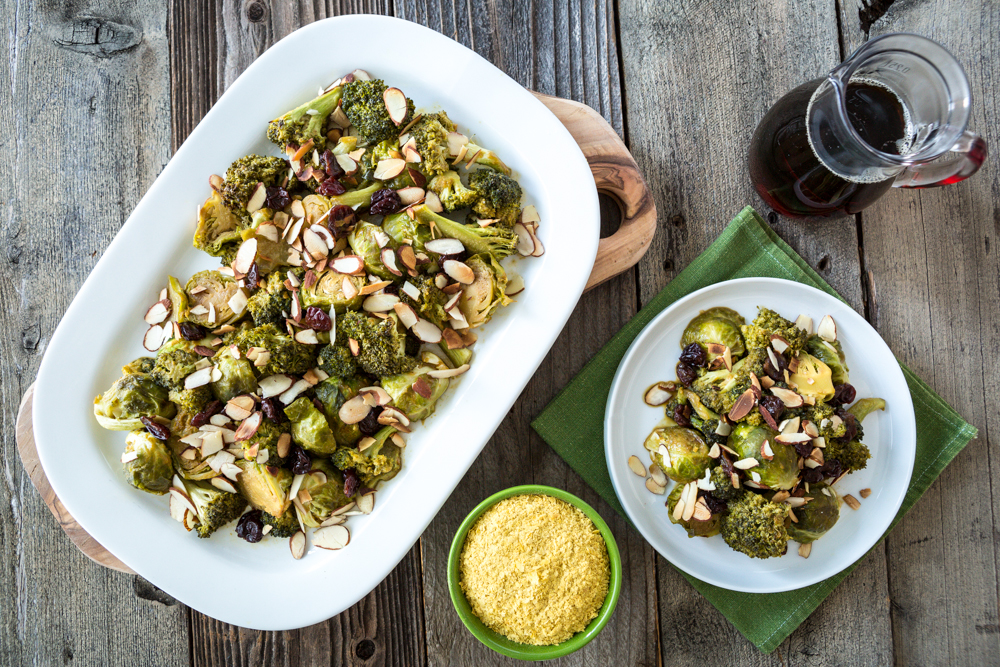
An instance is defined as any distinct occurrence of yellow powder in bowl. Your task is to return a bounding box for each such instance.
[459,494,610,646]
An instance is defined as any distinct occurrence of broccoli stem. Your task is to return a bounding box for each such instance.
[412,205,517,259]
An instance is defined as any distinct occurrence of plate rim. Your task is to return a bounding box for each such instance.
[604,276,916,592]
[32,14,599,630]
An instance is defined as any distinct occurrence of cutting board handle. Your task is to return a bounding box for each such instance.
[531,92,657,291]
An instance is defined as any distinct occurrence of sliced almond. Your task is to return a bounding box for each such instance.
[225,395,255,421]
[426,364,469,379]
[294,329,319,345]
[233,238,258,276]
[774,432,812,444]
[643,382,675,406]
[392,302,419,329]
[442,260,474,285]
[211,477,238,493]
[794,314,813,333]
[379,248,402,276]
[339,394,371,424]
[817,315,837,342]
[302,228,329,260]
[692,498,712,521]
[144,300,170,325]
[258,374,293,398]
[359,386,392,406]
[356,491,375,514]
[335,153,358,175]
[798,542,812,558]
[708,443,721,459]
[714,421,732,437]
[233,412,262,442]
[289,531,307,559]
[627,455,646,477]
[843,494,861,510]
[645,478,666,495]
[649,462,667,486]
[227,289,248,317]
[246,182,267,214]
[781,416,801,435]
[374,158,406,180]
[733,458,759,470]
[200,430,225,457]
[770,386,805,408]
[770,334,790,354]
[425,238,465,256]
[184,366,213,389]
[143,324,166,352]
[513,222,535,256]
[411,318,442,343]
[802,421,819,438]
[727,388,757,421]
[681,483,698,522]
[382,87,408,125]
[331,255,365,275]
[760,440,775,460]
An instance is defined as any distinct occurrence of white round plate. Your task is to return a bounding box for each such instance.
[605,277,915,592]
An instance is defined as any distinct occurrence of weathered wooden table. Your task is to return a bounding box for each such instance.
[3,1,997,665]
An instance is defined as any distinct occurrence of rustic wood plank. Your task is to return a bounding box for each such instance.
[397,2,658,665]
[837,1,1000,664]
[0,1,190,666]
[169,2,428,665]
[616,0,893,663]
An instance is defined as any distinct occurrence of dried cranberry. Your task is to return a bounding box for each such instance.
[820,459,844,480]
[763,352,787,382]
[140,416,170,441]
[190,400,223,428]
[801,467,824,484]
[317,178,346,197]
[301,306,332,332]
[369,189,403,215]
[672,403,692,428]
[675,361,697,387]
[381,283,399,296]
[758,395,785,425]
[265,186,291,210]
[320,149,344,180]
[679,343,707,368]
[327,205,356,238]
[793,442,814,458]
[719,451,738,479]
[236,510,264,543]
[260,397,286,423]
[830,383,857,406]
[836,408,859,442]
[178,322,207,341]
[700,490,727,514]
[343,468,360,498]
[358,406,384,436]
[289,445,312,475]
[245,262,261,290]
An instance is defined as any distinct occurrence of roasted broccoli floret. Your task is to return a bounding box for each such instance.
[709,466,744,501]
[691,365,740,414]
[457,139,510,174]
[230,324,317,377]
[122,357,156,375]
[260,509,299,538]
[246,270,292,327]
[151,342,202,390]
[168,385,213,414]
[221,155,289,221]
[341,79,414,145]
[407,204,517,260]
[427,170,479,212]
[408,112,456,176]
[266,86,343,150]
[823,439,871,473]
[336,311,417,378]
[399,274,451,328]
[176,478,247,539]
[741,307,808,352]
[317,344,358,380]
[468,169,522,227]
[720,492,789,559]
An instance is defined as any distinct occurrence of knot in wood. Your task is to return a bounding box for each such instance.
[245,0,268,23]
[54,17,141,58]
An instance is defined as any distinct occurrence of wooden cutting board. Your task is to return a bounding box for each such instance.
[15,93,656,573]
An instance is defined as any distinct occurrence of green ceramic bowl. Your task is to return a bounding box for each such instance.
[447,485,622,661]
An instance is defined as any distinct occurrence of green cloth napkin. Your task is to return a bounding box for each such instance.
[532,206,978,653]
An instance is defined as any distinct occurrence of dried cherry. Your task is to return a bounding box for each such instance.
[140,416,170,441]
[679,343,707,368]
[178,322,208,341]
[369,189,402,215]
[190,400,223,428]
[317,178,346,197]
[265,186,291,211]
[675,361,697,387]
[289,445,312,475]
[236,510,264,543]
[301,306,332,332]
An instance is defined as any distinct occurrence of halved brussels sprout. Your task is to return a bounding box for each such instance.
[806,335,849,385]
[194,190,242,258]
[666,484,721,538]
[314,376,364,447]
[210,352,258,402]
[728,423,799,490]
[300,270,365,312]
[331,426,402,487]
[348,220,394,279]
[167,276,188,324]
[459,254,510,328]
[151,339,202,389]
[680,307,746,357]
[382,210,432,253]
[284,396,338,455]
[236,460,293,517]
[294,460,352,528]
[94,373,175,431]
[380,361,450,422]
[643,426,711,483]
[788,352,834,401]
[185,270,241,326]
[786,484,840,543]
[123,430,173,494]
[302,194,332,226]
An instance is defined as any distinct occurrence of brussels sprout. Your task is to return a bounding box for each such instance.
[666,484,721,538]
[380,362,450,422]
[300,270,365,312]
[194,190,243,258]
[313,376,364,446]
[122,430,173,494]
[728,423,799,490]
[167,276,188,323]
[847,397,886,424]
[806,335,849,385]
[243,209,291,274]
[349,220,394,279]
[122,357,156,375]
[151,340,202,389]
[284,396,338,455]
[184,270,241,326]
[787,484,841,543]
[331,426,402,487]
[382,209,432,253]
[643,426,711,483]
[458,254,510,328]
[210,353,258,402]
[167,410,217,480]
[788,351,834,401]
[94,373,175,431]
[235,460,293,517]
[680,307,746,357]
[294,460,352,528]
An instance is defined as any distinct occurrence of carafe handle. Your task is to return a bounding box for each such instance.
[892,130,988,188]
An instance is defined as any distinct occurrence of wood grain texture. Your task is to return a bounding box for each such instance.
[837,2,1000,665]
[0,1,190,666]
[396,2,659,666]
[616,0,892,663]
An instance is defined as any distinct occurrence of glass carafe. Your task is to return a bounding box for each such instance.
[749,33,987,218]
